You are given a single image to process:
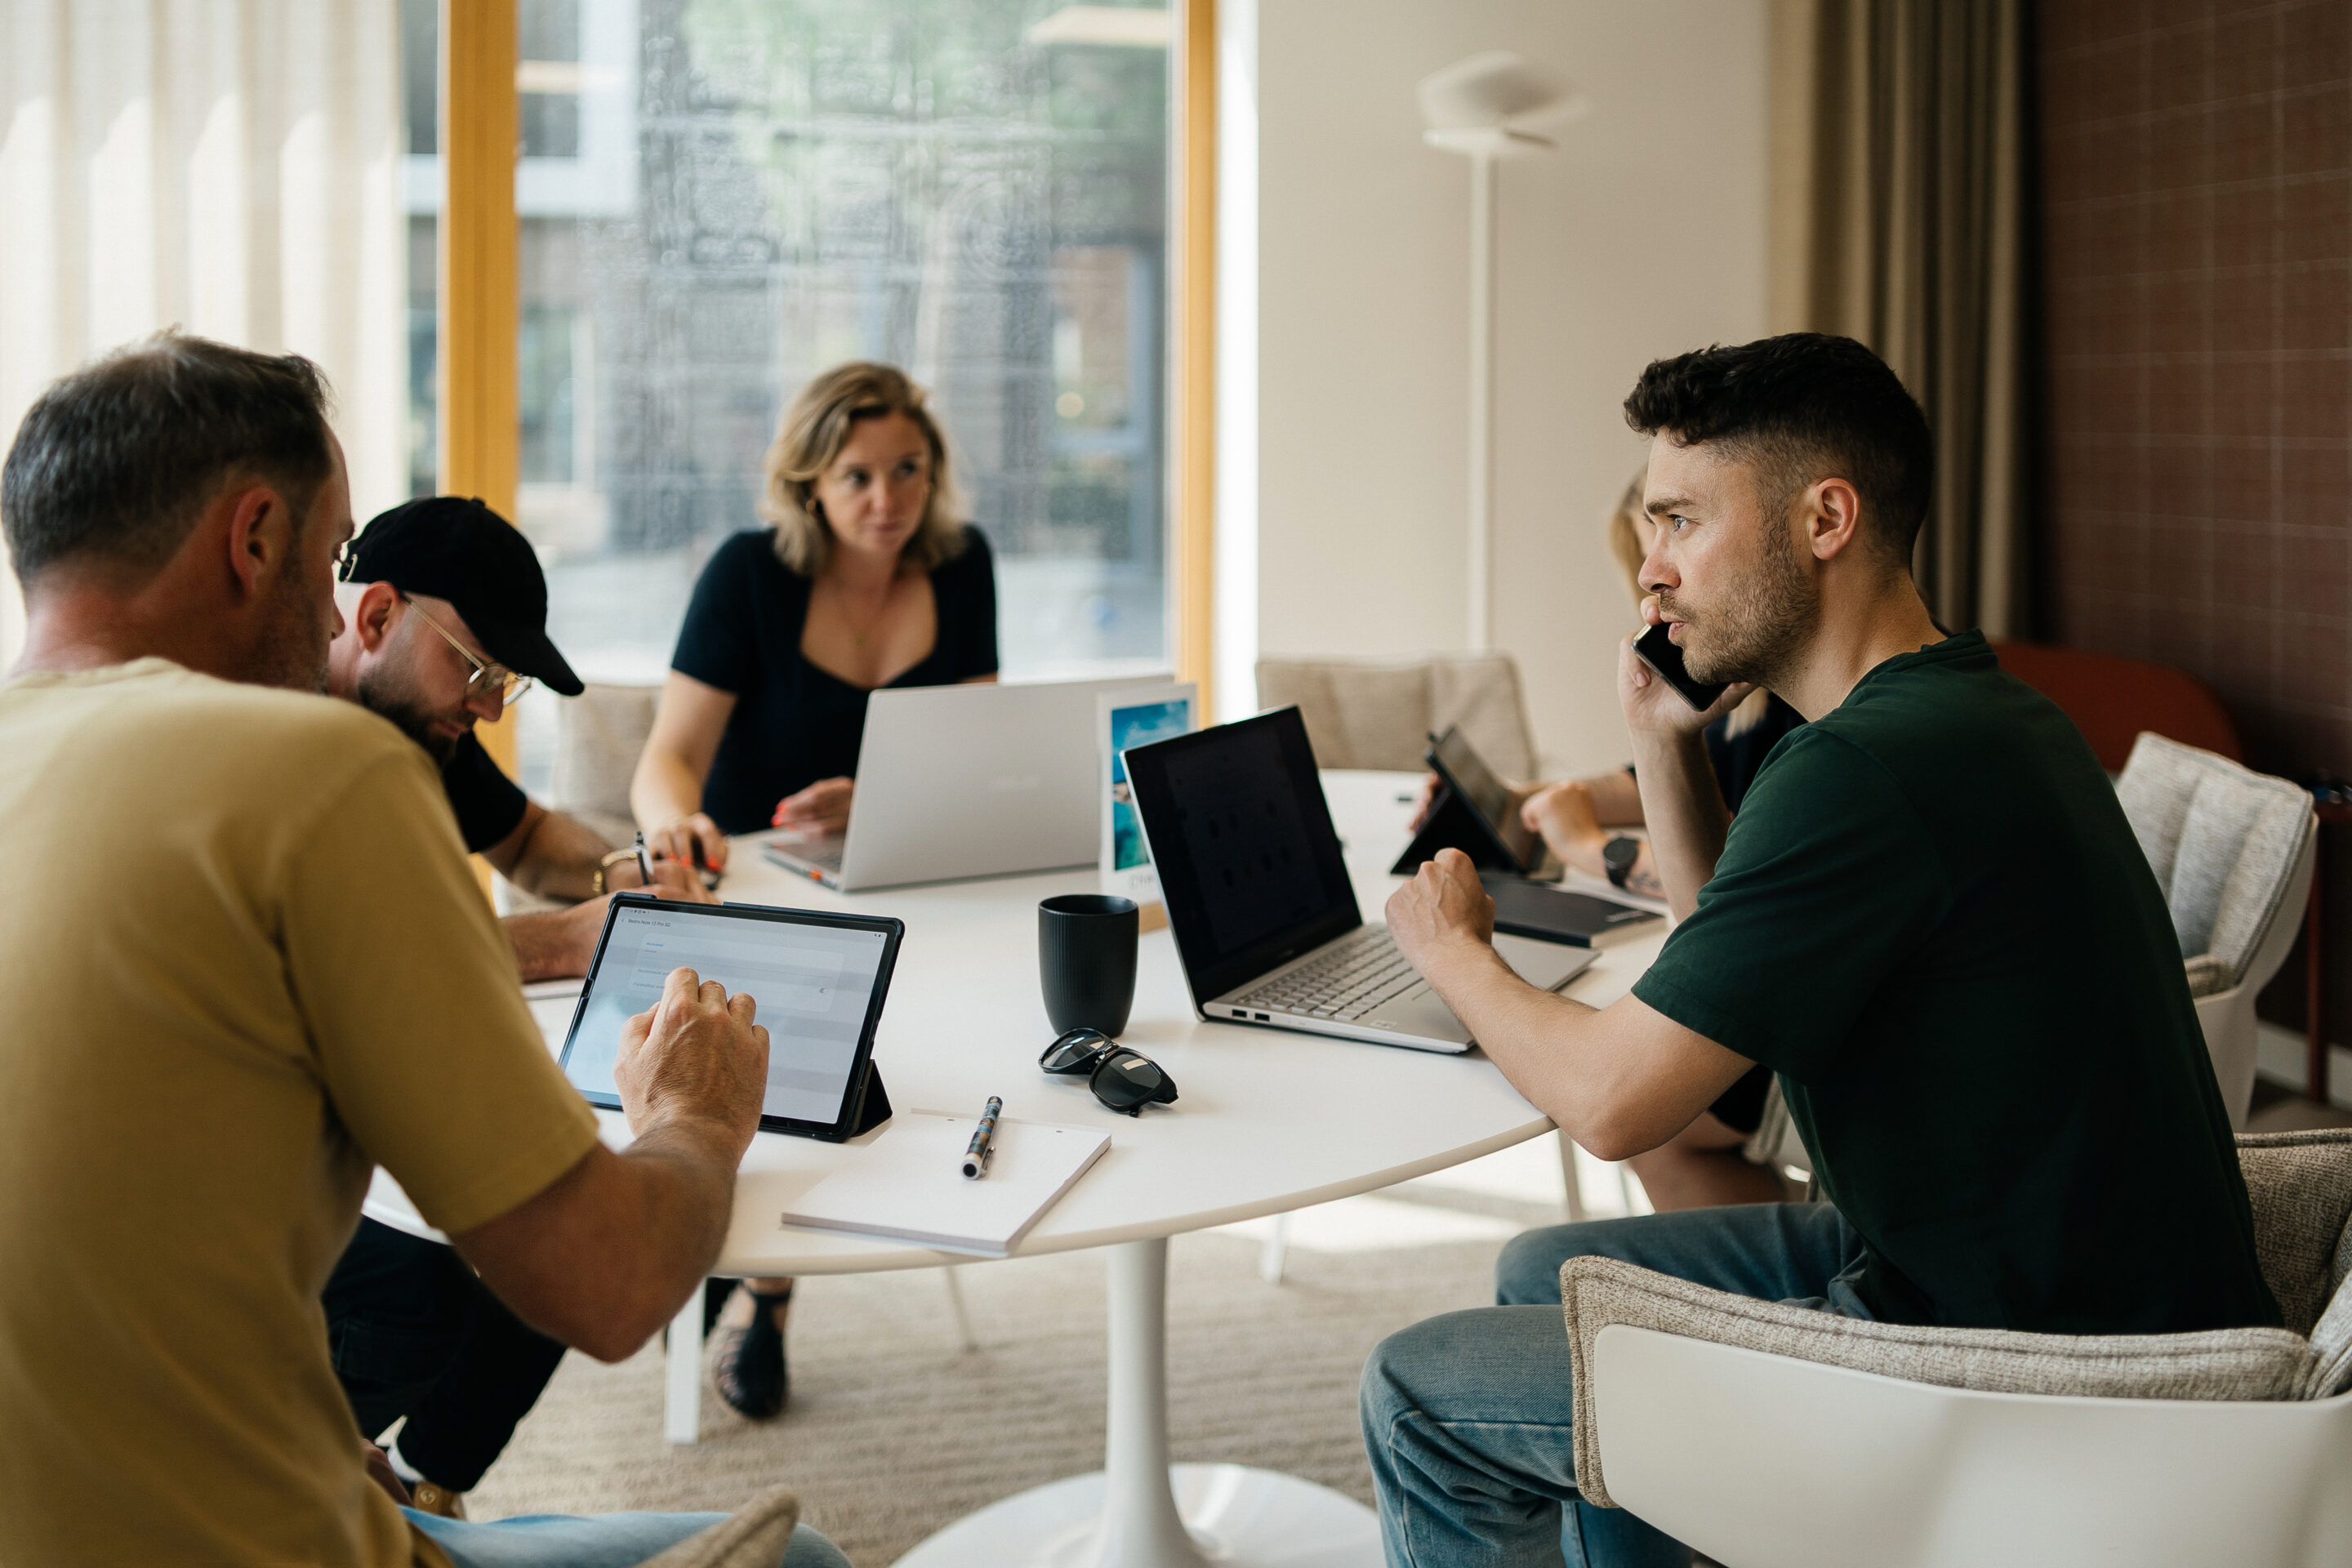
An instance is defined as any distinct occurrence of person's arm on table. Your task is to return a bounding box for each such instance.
[632,670,737,871]
[287,739,767,1364]
[453,966,768,1360]
[1521,779,1669,900]
[479,800,719,982]
[1387,849,1753,1157]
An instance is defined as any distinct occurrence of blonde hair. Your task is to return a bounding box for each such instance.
[1603,465,1772,737]
[1605,471,1649,603]
[758,362,969,577]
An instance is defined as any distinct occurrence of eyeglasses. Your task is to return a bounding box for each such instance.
[1039,1028,1178,1117]
[403,597,534,706]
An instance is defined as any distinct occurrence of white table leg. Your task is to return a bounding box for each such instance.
[1099,1238,1209,1566]
[1558,1131,1588,1223]
[666,1287,703,1446]
[1256,1213,1292,1285]
[896,1238,1380,1566]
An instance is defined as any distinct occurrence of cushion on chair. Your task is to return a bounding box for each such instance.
[638,1486,800,1568]
[1254,654,1538,779]
[2114,733,2314,988]
[550,682,661,849]
[2236,1130,2352,1337]
[1561,1257,2311,1509]
[2183,953,2234,998]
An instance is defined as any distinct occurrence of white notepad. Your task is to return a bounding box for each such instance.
[778,1111,1111,1257]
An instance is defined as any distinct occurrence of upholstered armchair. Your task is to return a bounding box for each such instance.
[1566,1129,2352,1567]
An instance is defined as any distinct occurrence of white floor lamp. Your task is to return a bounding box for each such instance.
[1419,52,1583,651]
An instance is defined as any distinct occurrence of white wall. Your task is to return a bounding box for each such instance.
[1254,0,1771,775]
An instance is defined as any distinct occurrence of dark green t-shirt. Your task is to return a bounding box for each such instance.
[1633,632,2279,1334]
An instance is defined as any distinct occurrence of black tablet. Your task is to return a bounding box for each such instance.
[1427,725,1543,873]
[557,894,903,1143]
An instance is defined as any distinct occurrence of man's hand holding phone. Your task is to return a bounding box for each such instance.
[1621,597,1751,737]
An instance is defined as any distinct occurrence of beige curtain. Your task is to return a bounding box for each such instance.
[0,0,406,666]
[1768,0,2028,637]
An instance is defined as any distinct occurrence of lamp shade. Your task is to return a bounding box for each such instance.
[1417,51,1582,138]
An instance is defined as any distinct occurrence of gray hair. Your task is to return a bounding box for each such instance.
[2,331,335,584]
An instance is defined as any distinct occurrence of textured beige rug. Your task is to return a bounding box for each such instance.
[466,1145,1589,1566]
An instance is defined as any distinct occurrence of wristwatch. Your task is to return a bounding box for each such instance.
[1601,835,1642,890]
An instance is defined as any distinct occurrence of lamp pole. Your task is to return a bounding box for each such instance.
[1466,146,1496,651]
[1420,50,1579,654]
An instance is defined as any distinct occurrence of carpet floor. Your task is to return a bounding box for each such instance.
[464,1147,1588,1565]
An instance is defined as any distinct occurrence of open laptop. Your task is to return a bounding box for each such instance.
[1124,706,1594,1054]
[762,675,1165,892]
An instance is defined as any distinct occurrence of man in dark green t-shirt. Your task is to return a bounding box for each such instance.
[1358,333,2278,1568]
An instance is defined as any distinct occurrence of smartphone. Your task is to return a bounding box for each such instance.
[1633,621,1729,711]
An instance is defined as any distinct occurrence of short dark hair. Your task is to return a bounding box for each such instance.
[1623,332,1933,565]
[2,332,335,584]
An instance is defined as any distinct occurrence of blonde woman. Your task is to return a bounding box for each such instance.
[629,363,998,1419]
[633,361,999,871]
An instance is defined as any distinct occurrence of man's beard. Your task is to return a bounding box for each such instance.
[1662,514,1819,689]
[354,662,464,766]
[256,561,334,694]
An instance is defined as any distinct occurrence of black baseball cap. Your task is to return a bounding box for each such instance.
[341,496,584,697]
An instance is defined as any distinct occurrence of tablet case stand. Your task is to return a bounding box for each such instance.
[841,1062,893,1139]
[1391,783,1521,876]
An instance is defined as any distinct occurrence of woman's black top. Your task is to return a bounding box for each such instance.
[1632,691,1806,1137]
[1704,693,1806,813]
[670,527,1000,834]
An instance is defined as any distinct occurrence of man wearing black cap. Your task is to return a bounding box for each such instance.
[329,495,714,982]
[322,497,715,1514]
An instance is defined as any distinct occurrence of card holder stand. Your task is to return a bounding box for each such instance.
[1390,784,1522,876]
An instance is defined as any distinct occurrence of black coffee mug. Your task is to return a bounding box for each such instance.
[1039,893,1139,1037]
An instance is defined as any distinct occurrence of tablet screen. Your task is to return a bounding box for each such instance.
[560,901,895,1130]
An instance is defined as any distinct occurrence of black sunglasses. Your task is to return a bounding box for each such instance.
[1038,1027,1179,1117]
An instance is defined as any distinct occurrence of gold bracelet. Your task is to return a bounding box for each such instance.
[593,847,639,898]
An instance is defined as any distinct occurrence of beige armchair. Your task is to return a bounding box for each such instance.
[2116,732,2318,1126]
[1566,1129,2352,1566]
[1255,653,1539,780]
[549,680,662,849]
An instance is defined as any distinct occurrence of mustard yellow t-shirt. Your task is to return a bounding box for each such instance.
[0,661,601,1566]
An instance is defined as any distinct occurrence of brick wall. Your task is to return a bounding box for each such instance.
[2038,0,2352,1049]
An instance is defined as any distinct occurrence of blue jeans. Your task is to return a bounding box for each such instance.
[408,1508,850,1568]
[1360,1204,1869,1568]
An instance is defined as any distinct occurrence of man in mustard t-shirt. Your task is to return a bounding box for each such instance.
[0,333,847,1568]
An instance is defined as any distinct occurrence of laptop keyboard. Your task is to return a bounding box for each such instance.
[1233,927,1424,1021]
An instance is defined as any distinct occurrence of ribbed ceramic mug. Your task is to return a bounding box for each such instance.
[1038,893,1139,1037]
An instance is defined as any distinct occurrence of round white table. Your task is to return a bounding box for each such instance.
[368,770,1668,1566]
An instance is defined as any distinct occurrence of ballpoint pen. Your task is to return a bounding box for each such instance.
[962,1096,1003,1179]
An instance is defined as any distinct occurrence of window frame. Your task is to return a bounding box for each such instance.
[434,0,1218,751]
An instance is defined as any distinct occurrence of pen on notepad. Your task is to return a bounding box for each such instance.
[962,1096,1003,1179]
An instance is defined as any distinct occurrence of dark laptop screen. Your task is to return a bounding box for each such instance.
[1124,707,1361,1004]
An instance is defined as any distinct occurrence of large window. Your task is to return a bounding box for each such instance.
[403,0,1172,716]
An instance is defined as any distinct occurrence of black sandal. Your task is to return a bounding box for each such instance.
[713,1283,792,1419]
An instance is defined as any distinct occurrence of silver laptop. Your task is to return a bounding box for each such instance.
[1123,706,1593,1054]
[760,675,1167,892]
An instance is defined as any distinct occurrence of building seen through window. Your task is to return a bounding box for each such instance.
[402,0,1171,760]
